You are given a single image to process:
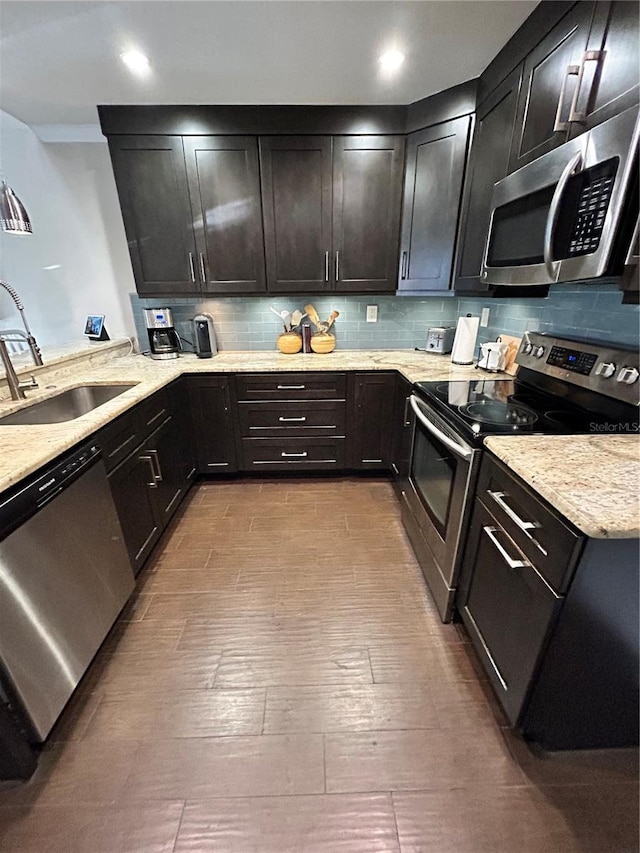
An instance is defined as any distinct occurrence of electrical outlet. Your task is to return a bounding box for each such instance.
[366,305,378,323]
[480,307,490,327]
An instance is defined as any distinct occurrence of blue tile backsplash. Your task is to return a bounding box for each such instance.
[130,280,639,355]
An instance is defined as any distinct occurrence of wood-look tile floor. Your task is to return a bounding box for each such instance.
[0,478,637,852]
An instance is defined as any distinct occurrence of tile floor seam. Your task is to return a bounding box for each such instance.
[169,799,188,853]
[390,791,403,853]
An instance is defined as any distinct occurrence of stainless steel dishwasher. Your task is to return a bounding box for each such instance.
[0,442,134,741]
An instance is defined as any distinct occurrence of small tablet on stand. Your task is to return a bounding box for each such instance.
[84,315,110,341]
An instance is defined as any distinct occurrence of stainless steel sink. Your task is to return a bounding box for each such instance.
[0,384,138,425]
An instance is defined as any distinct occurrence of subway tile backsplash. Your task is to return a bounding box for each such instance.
[130,280,639,355]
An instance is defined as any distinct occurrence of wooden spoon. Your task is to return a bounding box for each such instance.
[324,310,340,331]
[304,304,321,329]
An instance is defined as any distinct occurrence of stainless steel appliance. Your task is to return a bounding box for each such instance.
[426,327,455,354]
[0,443,134,741]
[402,332,639,621]
[144,307,181,360]
[193,313,217,358]
[481,106,639,287]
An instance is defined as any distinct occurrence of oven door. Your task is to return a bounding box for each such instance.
[482,106,638,287]
[404,395,478,619]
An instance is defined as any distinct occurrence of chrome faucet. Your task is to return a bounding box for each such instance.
[0,337,38,400]
[0,280,43,367]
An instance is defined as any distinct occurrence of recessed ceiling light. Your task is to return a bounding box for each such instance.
[120,49,150,74]
[379,49,405,73]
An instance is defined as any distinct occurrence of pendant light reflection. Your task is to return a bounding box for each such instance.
[0,180,32,235]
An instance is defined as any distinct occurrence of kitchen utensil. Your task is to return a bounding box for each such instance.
[291,310,306,329]
[304,304,321,329]
[269,307,292,331]
[325,310,340,331]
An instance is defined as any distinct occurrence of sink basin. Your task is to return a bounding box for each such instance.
[0,384,138,425]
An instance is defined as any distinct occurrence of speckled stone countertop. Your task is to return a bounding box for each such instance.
[1,342,638,539]
[484,435,640,539]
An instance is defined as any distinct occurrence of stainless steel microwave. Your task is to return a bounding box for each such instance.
[481,106,639,287]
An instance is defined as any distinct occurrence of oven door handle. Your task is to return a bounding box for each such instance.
[409,395,473,461]
[543,149,583,278]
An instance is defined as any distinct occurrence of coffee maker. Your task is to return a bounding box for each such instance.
[143,307,181,360]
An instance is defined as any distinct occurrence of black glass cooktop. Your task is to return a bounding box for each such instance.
[414,377,637,444]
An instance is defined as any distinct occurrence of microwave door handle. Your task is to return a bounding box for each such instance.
[409,395,473,461]
[543,150,583,278]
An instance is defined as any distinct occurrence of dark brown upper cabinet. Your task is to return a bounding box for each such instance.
[567,0,639,137]
[332,136,405,293]
[397,117,471,293]
[454,67,522,294]
[260,136,333,293]
[508,2,596,173]
[183,137,266,294]
[108,136,199,296]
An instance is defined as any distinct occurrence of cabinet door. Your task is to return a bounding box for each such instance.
[145,416,188,525]
[108,451,161,576]
[108,136,198,296]
[184,137,266,294]
[459,500,562,725]
[167,379,197,487]
[568,0,639,136]
[349,372,396,469]
[398,116,471,293]
[508,2,595,173]
[260,136,333,293]
[188,376,238,474]
[332,136,405,293]
[454,69,522,294]
[390,375,413,496]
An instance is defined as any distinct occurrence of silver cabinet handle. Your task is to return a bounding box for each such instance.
[403,395,411,427]
[279,416,307,422]
[277,384,305,390]
[325,250,330,282]
[139,455,158,488]
[409,395,473,461]
[188,253,196,283]
[391,462,399,475]
[400,250,408,280]
[543,150,583,278]
[483,526,529,569]
[568,50,604,124]
[486,490,536,532]
[281,451,308,458]
[553,64,580,132]
[147,448,163,482]
[199,252,207,283]
[335,250,340,281]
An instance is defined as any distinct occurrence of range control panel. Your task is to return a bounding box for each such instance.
[516,332,639,406]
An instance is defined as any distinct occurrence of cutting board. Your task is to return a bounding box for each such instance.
[498,334,521,375]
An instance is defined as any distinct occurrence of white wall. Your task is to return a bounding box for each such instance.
[0,110,136,347]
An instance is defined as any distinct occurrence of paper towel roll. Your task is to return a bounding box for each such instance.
[451,314,479,365]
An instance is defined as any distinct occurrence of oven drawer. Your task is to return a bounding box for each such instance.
[240,437,345,471]
[478,454,584,594]
[238,401,346,437]
[235,372,346,401]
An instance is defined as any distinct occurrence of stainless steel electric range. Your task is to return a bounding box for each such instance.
[402,331,639,622]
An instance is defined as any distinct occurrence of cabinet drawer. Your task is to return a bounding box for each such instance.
[238,401,345,437]
[478,455,584,594]
[97,411,140,474]
[134,388,170,439]
[240,437,345,471]
[235,372,346,401]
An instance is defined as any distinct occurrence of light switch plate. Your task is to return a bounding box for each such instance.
[480,307,490,327]
[366,305,378,323]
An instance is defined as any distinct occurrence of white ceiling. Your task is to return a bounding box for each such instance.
[0,0,538,135]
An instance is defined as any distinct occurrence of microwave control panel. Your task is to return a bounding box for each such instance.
[565,159,618,257]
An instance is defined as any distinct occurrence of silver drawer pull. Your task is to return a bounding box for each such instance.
[277,384,305,390]
[281,451,308,458]
[487,490,537,533]
[279,416,307,422]
[483,526,529,569]
[139,455,158,488]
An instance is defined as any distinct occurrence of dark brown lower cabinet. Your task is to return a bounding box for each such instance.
[348,372,396,469]
[188,375,238,474]
[389,374,413,496]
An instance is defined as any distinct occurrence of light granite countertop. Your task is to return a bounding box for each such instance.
[1,342,638,539]
[484,435,640,539]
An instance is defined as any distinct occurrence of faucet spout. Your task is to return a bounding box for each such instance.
[0,281,43,366]
[0,338,38,401]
